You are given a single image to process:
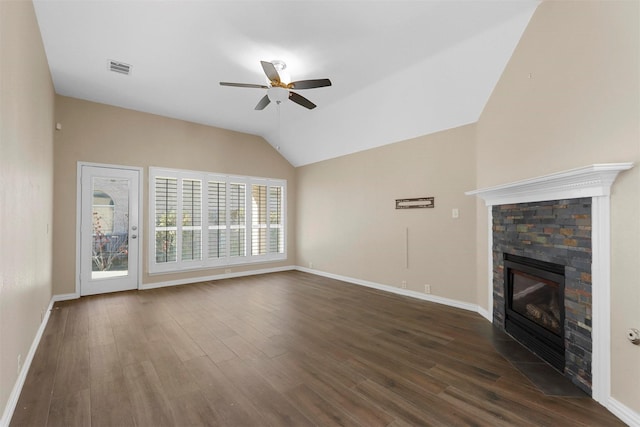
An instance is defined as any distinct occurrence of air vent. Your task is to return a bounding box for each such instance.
[108,60,131,75]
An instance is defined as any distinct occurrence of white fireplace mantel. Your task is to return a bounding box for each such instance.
[465,163,633,206]
[466,162,633,408]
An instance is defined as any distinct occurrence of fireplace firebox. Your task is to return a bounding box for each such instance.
[504,253,565,371]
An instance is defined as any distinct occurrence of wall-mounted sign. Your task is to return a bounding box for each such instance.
[395,197,435,209]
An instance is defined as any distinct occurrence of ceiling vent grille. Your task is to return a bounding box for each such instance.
[108,60,131,75]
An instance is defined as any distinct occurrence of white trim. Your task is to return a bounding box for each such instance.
[466,163,633,409]
[0,299,54,427]
[591,195,611,404]
[477,306,491,321]
[52,292,79,302]
[485,206,494,322]
[296,266,480,314]
[607,397,640,427]
[75,163,82,298]
[140,265,295,290]
[465,163,633,206]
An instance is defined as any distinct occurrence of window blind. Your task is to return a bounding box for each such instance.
[150,167,285,273]
[181,179,202,261]
[229,182,246,257]
[269,186,284,254]
[154,177,177,263]
[207,180,226,259]
[252,184,267,256]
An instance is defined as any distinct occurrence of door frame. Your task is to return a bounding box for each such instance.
[75,161,144,296]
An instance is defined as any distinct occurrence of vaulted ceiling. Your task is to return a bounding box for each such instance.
[33,0,539,166]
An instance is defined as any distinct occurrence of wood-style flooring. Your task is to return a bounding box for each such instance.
[10,271,625,426]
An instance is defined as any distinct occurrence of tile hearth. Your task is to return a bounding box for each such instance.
[491,327,587,398]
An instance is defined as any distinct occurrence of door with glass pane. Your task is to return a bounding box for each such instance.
[80,165,140,295]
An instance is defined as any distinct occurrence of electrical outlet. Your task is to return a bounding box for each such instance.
[17,354,22,375]
[424,284,431,294]
[401,281,407,289]
[309,262,313,269]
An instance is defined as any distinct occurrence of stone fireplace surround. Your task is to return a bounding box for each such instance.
[466,163,633,405]
[493,197,592,393]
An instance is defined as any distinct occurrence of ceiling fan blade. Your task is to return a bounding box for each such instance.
[260,61,281,84]
[255,94,271,110]
[220,82,269,89]
[289,91,316,110]
[289,79,332,90]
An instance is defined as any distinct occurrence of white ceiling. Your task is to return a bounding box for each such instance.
[33,0,539,167]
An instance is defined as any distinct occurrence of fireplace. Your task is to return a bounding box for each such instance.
[504,253,565,371]
[491,198,592,393]
[465,163,633,403]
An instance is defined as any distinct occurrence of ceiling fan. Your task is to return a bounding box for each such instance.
[220,60,331,110]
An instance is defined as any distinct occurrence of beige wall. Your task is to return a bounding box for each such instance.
[0,0,55,420]
[53,96,296,295]
[476,0,639,412]
[296,124,477,302]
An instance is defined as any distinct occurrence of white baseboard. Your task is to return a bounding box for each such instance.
[140,265,296,290]
[0,298,55,427]
[477,306,492,322]
[52,292,79,302]
[295,266,480,314]
[608,397,640,427]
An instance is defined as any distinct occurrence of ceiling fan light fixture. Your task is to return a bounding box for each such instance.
[267,87,289,104]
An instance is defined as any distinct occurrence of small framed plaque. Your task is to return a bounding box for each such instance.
[395,197,435,209]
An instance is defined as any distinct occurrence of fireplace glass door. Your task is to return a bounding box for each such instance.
[504,253,565,370]
[511,270,562,335]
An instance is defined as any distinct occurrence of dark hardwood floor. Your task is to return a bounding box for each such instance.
[10,271,624,426]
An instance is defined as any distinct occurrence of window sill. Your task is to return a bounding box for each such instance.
[148,254,287,276]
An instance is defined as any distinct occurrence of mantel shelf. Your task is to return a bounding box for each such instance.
[465,163,634,206]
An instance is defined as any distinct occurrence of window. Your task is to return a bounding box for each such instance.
[207,179,226,259]
[252,184,267,255]
[154,176,177,264]
[150,167,286,273]
[229,182,246,258]
[93,190,115,235]
[181,179,202,261]
[251,183,285,256]
[269,185,284,254]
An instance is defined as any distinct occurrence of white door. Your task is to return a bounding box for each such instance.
[80,165,141,296]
